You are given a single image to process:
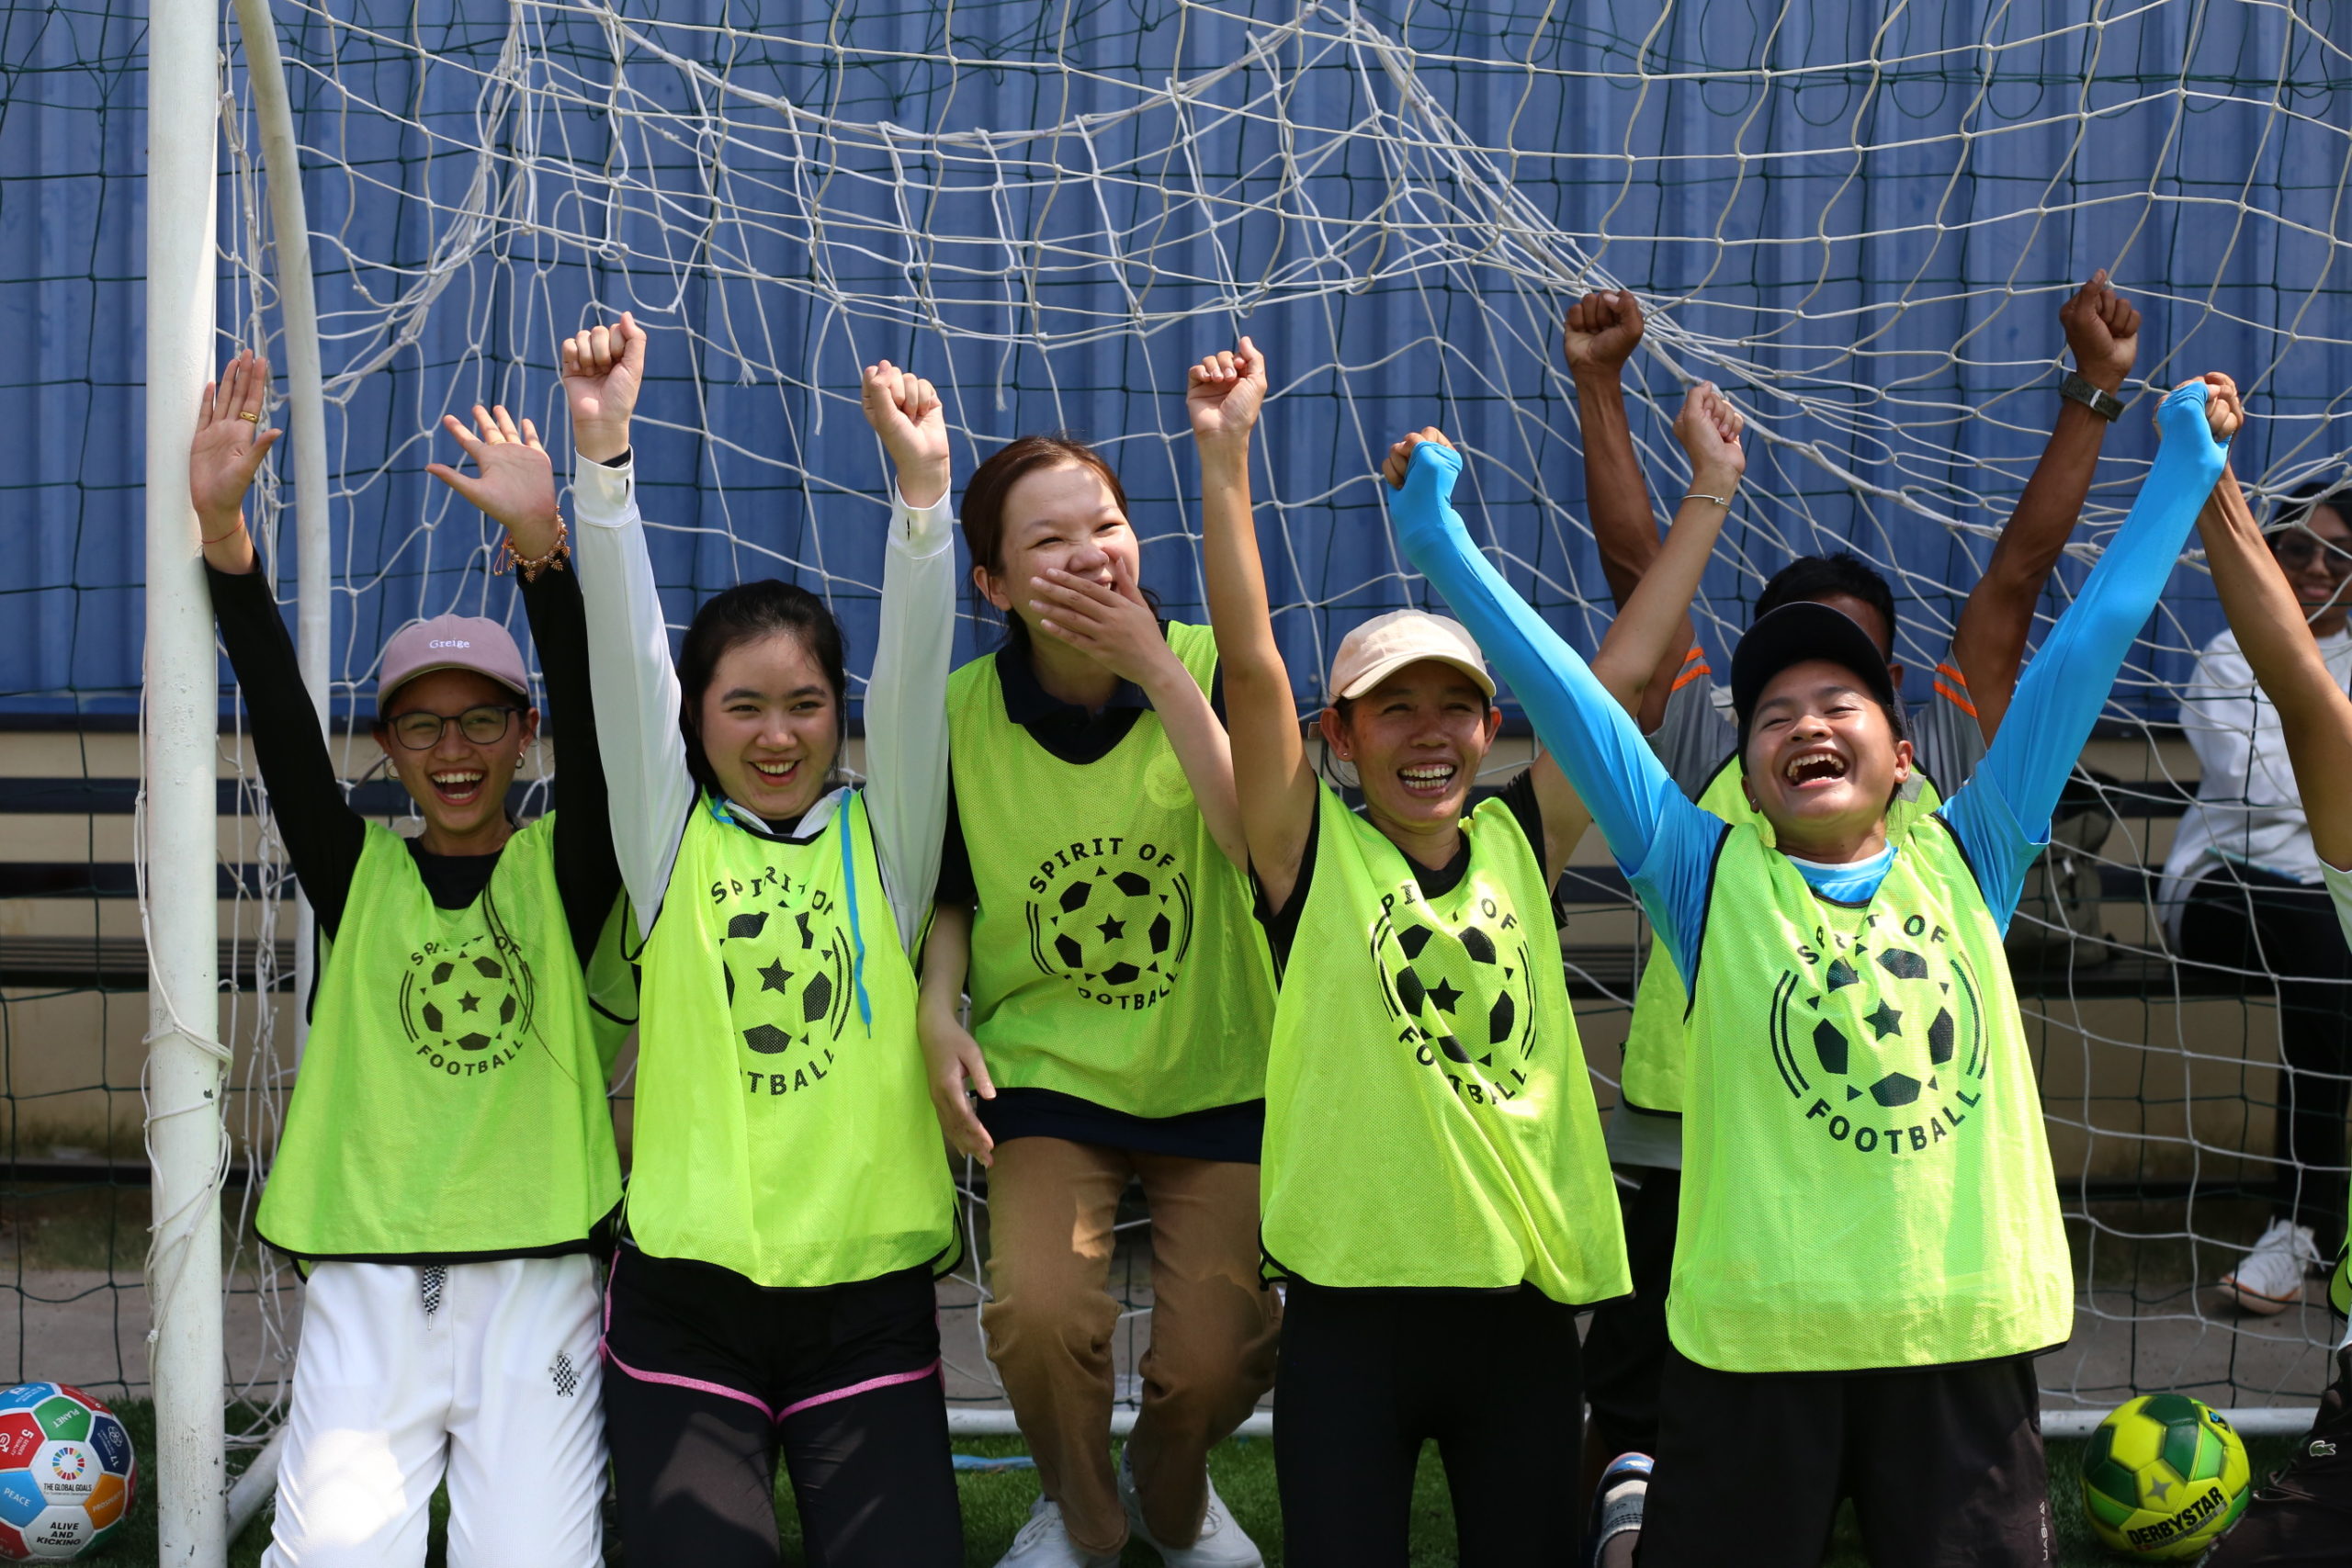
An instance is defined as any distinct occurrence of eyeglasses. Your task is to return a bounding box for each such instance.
[2271,529,2352,579]
[384,704,522,750]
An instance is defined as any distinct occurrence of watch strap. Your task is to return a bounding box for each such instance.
[2059,370,2124,422]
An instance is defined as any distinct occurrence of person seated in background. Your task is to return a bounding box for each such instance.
[2188,463,2352,1568]
[2160,479,2352,1314]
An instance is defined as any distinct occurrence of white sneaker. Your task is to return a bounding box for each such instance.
[995,1496,1123,1568]
[2219,1218,2323,1314]
[1118,1446,1265,1567]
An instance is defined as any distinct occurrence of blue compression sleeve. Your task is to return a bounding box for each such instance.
[1387,443,1720,968]
[1939,379,2230,924]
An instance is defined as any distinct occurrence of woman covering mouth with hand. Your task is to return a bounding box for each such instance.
[561,314,965,1567]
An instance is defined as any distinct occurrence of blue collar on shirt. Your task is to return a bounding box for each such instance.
[1785,841,1898,906]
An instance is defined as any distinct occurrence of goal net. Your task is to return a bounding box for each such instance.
[7,0,2352,1451]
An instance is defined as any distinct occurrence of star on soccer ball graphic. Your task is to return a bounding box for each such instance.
[1032,864,1190,993]
[719,902,852,1056]
[1376,907,1530,1071]
[399,936,528,1055]
[1774,935,1985,1137]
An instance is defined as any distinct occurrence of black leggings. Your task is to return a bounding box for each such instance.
[1582,1165,1679,1458]
[601,1249,963,1568]
[1272,1280,1585,1568]
[2181,866,2352,1251]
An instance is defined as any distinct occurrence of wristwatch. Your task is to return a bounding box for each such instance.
[2059,371,2125,422]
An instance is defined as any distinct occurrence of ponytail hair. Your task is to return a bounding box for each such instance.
[675,581,849,797]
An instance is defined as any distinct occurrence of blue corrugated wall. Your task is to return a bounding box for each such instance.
[1,0,2346,720]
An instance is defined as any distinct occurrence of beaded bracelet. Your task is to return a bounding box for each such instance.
[497,517,571,581]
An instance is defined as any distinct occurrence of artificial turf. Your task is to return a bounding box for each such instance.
[79,1399,2300,1565]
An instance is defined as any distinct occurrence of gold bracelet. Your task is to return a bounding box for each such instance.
[496,516,571,581]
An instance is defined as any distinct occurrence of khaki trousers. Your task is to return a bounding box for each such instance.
[980,1138,1280,1555]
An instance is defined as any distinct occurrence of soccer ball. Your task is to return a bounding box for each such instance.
[0,1382,137,1561]
[2078,1393,2250,1559]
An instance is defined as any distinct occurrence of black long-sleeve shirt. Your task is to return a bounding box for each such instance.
[207,564,621,970]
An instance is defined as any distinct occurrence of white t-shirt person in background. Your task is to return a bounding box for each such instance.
[2188,469,2352,1567]
[2162,481,2352,1314]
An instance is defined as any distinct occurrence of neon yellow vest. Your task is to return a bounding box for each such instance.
[628,792,956,1288]
[1260,784,1630,1302]
[1671,815,2072,1371]
[1623,759,1941,1117]
[946,623,1274,1119]
[256,818,621,1258]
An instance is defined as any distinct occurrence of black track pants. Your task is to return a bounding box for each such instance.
[1272,1280,1585,1568]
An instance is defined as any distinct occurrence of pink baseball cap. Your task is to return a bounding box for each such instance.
[377,615,531,712]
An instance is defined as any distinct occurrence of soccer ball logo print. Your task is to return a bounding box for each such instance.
[719,886,856,1097]
[1767,912,1989,1156]
[1025,847,1193,1007]
[1370,886,1537,1107]
[397,933,535,1076]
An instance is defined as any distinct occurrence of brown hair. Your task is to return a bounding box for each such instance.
[958,434,1133,657]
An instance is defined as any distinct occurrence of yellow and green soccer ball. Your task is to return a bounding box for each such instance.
[2078,1393,2251,1559]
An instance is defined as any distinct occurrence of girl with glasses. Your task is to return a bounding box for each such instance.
[192,356,629,1565]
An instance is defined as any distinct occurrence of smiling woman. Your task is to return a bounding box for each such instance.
[1389,375,2240,1568]
[192,355,628,1564]
[560,314,967,1567]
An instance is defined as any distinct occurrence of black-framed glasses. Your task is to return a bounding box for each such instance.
[385,704,522,750]
[2271,528,2352,580]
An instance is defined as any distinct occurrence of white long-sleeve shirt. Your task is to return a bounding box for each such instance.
[2160,624,2352,942]
[570,452,956,954]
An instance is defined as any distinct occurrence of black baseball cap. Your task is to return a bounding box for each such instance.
[1731,602,1904,745]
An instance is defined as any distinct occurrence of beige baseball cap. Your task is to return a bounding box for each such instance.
[1326,609,1496,705]
[377,615,531,713]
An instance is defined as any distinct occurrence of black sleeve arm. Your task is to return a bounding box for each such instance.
[521,565,625,968]
[936,785,977,908]
[206,564,367,938]
[1498,766,1546,870]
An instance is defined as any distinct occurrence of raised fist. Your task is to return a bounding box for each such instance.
[1564,289,1645,374]
[2058,270,2140,393]
[1672,381,1745,490]
[1381,427,1454,491]
[1187,337,1269,449]
[560,313,646,464]
[861,360,950,510]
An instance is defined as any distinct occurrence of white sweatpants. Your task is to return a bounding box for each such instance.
[263,1254,605,1568]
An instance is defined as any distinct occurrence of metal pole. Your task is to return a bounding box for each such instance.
[144,0,227,1554]
[232,0,330,1055]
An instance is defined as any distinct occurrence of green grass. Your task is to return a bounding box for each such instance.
[72,1400,2300,1565]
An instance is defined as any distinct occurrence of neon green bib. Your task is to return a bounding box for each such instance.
[1672,816,2071,1371]
[628,792,956,1288]
[256,818,621,1259]
[1623,759,1941,1118]
[1260,784,1629,1302]
[947,623,1273,1119]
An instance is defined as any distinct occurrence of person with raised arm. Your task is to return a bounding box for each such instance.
[1389,372,2237,1566]
[1564,272,2146,1492]
[921,423,1276,1562]
[1197,336,1743,1565]
[194,355,628,1566]
[2190,465,2352,1567]
[2161,477,2352,1314]
[562,314,963,1567]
